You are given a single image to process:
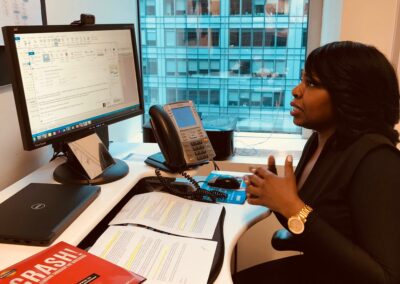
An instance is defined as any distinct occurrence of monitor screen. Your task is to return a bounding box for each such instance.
[3,24,143,151]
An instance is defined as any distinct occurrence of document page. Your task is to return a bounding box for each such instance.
[89,225,217,284]
[109,191,223,239]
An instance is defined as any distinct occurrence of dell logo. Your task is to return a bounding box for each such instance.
[31,203,46,210]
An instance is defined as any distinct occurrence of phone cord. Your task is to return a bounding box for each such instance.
[180,171,227,202]
[154,169,226,202]
[154,168,208,202]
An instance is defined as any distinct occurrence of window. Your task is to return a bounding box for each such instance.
[210,0,220,15]
[188,60,197,75]
[210,89,220,105]
[228,28,288,48]
[177,59,187,75]
[145,87,159,104]
[229,29,239,46]
[240,60,251,76]
[276,28,288,47]
[188,29,197,46]
[274,91,284,107]
[166,88,176,102]
[262,93,273,107]
[240,91,250,106]
[145,0,156,15]
[164,0,174,15]
[210,60,220,75]
[176,0,186,15]
[199,29,208,46]
[139,0,310,134]
[228,89,239,106]
[251,92,261,106]
[266,0,289,16]
[148,59,158,75]
[187,0,214,15]
[211,29,220,47]
[176,28,186,46]
[252,60,262,76]
[241,29,251,47]
[275,60,286,76]
[147,29,156,46]
[265,28,275,46]
[165,30,176,46]
[302,28,307,47]
[253,29,263,46]
[199,90,208,104]
[188,90,198,103]
[199,0,209,14]
[166,59,176,75]
[254,0,265,15]
[229,60,240,76]
[242,0,252,15]
[230,0,240,15]
[199,60,209,75]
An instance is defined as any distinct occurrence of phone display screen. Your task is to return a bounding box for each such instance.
[172,107,197,128]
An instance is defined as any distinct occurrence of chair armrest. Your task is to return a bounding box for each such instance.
[271,228,300,251]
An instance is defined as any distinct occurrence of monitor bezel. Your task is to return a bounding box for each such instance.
[3,24,144,151]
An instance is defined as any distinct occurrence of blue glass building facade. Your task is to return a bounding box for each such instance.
[139,0,309,133]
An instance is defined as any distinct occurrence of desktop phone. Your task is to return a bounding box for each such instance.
[145,100,216,173]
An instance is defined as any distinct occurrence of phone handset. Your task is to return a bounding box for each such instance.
[148,104,186,172]
[145,100,216,172]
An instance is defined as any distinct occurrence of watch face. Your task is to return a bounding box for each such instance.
[288,217,304,234]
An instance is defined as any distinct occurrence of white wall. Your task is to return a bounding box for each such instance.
[0,0,141,191]
[0,86,52,190]
[340,0,399,63]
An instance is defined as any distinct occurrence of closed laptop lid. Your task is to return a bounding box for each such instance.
[0,183,100,246]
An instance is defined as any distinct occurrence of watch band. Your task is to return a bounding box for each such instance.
[287,204,313,234]
[297,204,313,223]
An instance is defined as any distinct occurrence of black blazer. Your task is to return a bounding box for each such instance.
[274,132,400,283]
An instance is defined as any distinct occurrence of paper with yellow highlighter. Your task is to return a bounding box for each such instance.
[88,225,217,284]
[108,191,224,239]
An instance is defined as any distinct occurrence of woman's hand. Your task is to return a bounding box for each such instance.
[244,155,305,218]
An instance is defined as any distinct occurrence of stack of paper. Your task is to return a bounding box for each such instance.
[89,192,224,284]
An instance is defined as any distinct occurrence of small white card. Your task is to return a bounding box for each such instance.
[68,133,113,179]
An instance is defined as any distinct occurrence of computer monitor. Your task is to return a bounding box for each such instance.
[2,24,143,185]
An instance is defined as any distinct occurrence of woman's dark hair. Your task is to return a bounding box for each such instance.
[305,41,400,145]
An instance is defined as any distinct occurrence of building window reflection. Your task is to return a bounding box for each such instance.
[140,0,309,134]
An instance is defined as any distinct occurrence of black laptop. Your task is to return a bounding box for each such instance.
[0,183,100,246]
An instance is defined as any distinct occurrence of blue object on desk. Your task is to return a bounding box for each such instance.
[201,173,247,204]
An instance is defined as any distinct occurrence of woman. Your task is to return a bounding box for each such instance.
[233,41,400,283]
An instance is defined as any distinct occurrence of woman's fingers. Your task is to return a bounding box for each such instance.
[284,155,294,178]
[267,155,277,175]
[246,195,263,205]
[247,172,264,187]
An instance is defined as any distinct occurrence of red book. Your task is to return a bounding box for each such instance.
[0,241,146,284]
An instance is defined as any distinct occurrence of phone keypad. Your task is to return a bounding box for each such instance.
[183,138,214,162]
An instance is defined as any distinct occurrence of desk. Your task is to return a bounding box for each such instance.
[0,142,270,283]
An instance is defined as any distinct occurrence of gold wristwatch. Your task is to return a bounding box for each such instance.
[287,205,313,234]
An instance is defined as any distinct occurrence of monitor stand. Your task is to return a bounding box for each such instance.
[52,130,129,185]
[53,158,129,185]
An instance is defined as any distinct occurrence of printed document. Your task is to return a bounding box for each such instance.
[89,225,217,284]
[109,191,223,239]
